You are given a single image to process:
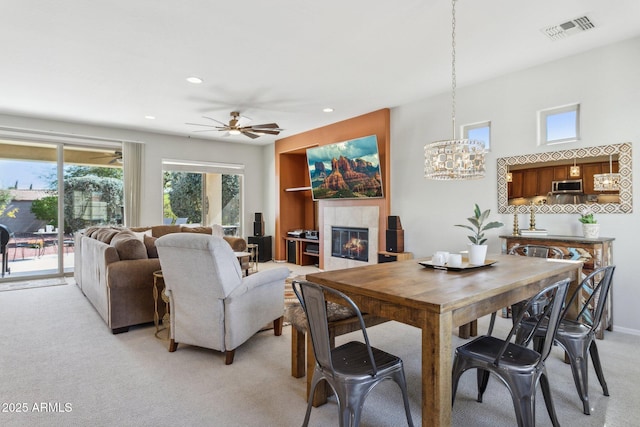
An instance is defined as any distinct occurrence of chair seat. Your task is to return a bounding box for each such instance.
[331,341,400,376]
[457,335,541,369]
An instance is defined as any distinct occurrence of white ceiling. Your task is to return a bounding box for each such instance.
[2,1,640,145]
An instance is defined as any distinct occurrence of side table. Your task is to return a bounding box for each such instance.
[246,243,259,273]
[153,270,170,340]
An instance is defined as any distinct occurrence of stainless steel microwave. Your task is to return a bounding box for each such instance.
[551,179,583,194]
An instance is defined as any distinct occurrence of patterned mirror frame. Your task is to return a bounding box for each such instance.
[497,142,632,214]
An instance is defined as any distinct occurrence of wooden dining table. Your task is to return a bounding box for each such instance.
[305,253,582,427]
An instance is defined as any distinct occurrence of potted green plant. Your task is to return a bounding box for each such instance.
[579,207,599,238]
[455,204,504,265]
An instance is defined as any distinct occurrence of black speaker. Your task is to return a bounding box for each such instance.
[253,221,264,236]
[287,239,297,264]
[386,229,404,253]
[248,236,272,262]
[387,215,402,230]
[254,212,263,222]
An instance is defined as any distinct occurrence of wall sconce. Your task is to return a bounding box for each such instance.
[569,158,580,177]
[506,172,513,182]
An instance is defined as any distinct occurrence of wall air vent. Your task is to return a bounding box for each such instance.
[541,15,595,41]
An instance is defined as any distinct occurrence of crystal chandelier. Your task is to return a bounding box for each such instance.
[593,155,620,191]
[424,0,485,180]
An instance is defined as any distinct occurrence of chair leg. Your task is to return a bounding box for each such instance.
[303,371,322,427]
[168,339,179,352]
[393,369,415,427]
[507,375,537,427]
[273,316,283,336]
[565,343,592,415]
[589,341,609,396]
[225,349,235,365]
[540,372,561,427]
[477,369,490,403]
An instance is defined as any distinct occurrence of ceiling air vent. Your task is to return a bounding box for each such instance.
[541,15,595,41]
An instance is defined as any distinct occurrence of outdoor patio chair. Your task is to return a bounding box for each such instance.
[175,217,188,224]
[292,280,414,427]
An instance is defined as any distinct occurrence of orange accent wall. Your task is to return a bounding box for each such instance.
[274,109,391,268]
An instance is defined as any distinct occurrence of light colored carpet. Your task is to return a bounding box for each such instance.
[1,272,639,426]
[0,277,70,292]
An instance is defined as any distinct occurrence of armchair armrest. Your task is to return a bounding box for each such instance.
[229,267,289,298]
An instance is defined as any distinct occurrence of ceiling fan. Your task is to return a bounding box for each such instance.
[91,151,123,164]
[186,111,282,139]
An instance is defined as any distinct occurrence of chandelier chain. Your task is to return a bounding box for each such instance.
[451,0,457,138]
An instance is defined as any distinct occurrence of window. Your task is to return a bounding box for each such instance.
[538,103,580,146]
[162,160,244,236]
[462,121,491,151]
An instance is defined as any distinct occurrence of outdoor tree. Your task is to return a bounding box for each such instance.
[221,174,240,225]
[0,189,18,218]
[167,172,202,223]
[30,195,58,228]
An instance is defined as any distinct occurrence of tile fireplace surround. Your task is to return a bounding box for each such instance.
[323,206,379,270]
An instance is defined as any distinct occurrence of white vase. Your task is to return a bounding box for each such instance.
[582,223,600,239]
[468,244,488,265]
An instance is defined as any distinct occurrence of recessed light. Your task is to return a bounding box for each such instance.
[323,107,334,113]
[186,76,203,84]
[144,115,156,120]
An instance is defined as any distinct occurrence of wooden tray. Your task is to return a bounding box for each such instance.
[419,259,497,271]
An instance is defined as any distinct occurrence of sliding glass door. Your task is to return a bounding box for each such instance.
[0,140,123,280]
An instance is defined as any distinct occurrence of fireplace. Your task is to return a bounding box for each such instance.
[331,226,369,262]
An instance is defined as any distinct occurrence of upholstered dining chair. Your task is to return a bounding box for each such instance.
[516,265,616,415]
[155,233,289,364]
[452,278,570,427]
[293,280,414,427]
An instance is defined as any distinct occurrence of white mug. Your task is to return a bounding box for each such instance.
[432,253,447,266]
[448,253,463,268]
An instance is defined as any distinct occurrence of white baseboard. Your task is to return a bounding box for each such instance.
[611,325,640,336]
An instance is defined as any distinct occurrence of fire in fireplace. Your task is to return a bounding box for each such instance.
[331,226,368,262]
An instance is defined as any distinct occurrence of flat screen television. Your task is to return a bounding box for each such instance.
[306,134,383,201]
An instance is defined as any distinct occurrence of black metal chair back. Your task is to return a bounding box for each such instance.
[452,278,570,427]
[517,265,616,415]
[292,280,414,427]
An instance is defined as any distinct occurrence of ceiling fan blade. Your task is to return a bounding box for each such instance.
[242,131,261,139]
[250,129,280,135]
[250,123,280,129]
[185,122,219,128]
[202,116,229,127]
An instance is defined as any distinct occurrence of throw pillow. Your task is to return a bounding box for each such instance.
[132,229,152,242]
[144,235,158,258]
[111,231,148,260]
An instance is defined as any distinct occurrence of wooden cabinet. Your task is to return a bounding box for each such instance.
[537,167,554,196]
[285,237,320,266]
[522,170,538,197]
[508,170,523,198]
[500,234,614,339]
[554,166,568,180]
[582,163,600,194]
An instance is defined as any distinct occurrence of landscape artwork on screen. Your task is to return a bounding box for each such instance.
[306,134,383,200]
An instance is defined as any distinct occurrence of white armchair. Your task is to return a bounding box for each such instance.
[155,233,289,364]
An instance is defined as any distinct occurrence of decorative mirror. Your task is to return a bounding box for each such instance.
[497,142,632,214]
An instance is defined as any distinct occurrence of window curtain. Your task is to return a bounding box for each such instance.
[123,141,143,227]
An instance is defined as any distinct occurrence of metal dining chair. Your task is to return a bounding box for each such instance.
[452,278,570,427]
[516,265,616,415]
[292,280,414,427]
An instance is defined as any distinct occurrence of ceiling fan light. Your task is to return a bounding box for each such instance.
[228,129,241,135]
[186,76,203,84]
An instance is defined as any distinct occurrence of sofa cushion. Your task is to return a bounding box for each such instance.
[94,228,120,243]
[144,235,159,258]
[110,231,148,260]
[179,226,212,235]
[151,225,182,238]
